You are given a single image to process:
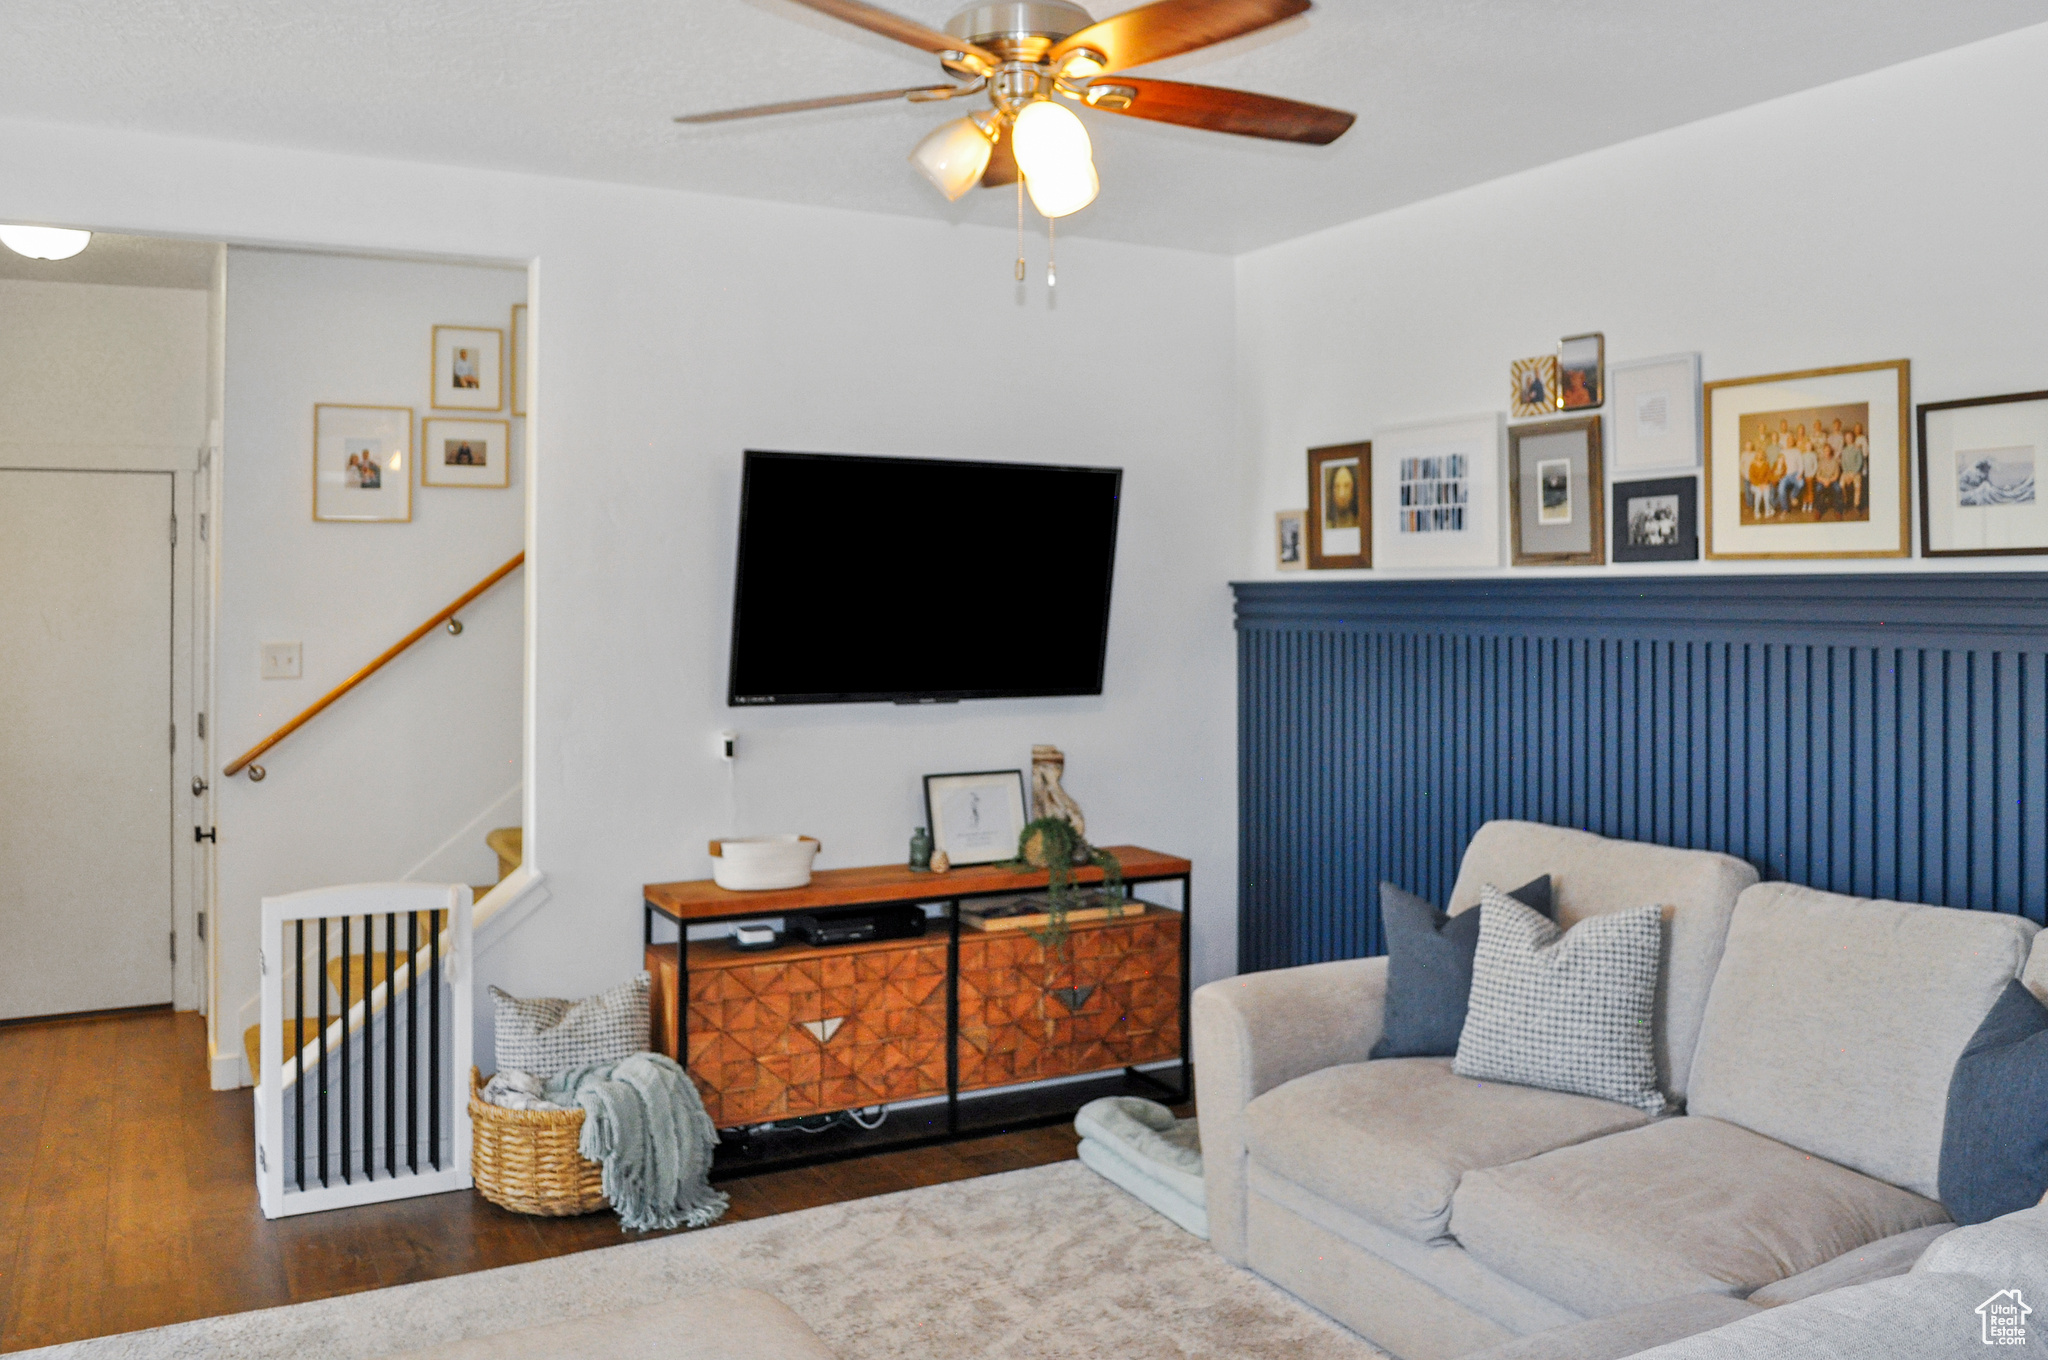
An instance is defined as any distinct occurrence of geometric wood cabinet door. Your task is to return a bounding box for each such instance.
[648,936,948,1129]
[957,909,1181,1093]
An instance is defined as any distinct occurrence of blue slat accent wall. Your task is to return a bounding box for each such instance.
[1234,575,2048,974]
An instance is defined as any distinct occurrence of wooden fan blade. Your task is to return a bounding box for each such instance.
[980,123,1019,187]
[1082,76,1353,144]
[1051,0,1308,73]
[785,0,998,65]
[675,86,958,124]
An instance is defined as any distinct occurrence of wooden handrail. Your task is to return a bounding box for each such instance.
[224,552,524,778]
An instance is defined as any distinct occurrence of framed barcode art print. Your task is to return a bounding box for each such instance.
[1372,412,1505,569]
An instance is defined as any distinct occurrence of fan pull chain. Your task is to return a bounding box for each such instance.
[1047,214,1057,289]
[1015,176,1026,282]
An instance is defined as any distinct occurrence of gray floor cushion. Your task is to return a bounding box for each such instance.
[1466,1294,1760,1360]
[386,1288,836,1359]
[1075,1095,1206,1238]
[1244,1056,1650,1244]
[1451,1115,1950,1317]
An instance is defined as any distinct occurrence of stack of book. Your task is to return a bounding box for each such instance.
[960,891,1133,933]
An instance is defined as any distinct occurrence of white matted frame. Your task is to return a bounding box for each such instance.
[1919,391,2048,558]
[1609,352,1702,473]
[1371,412,1504,570]
[432,324,504,412]
[422,417,512,488]
[313,403,412,522]
[923,769,1027,866]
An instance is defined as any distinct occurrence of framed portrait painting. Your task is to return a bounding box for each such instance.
[421,417,512,488]
[1608,352,1701,473]
[1372,413,1504,570]
[510,303,528,418]
[1612,475,1698,563]
[1919,390,2048,557]
[1306,441,1369,568]
[313,404,412,523]
[1275,509,1307,571]
[923,769,1027,867]
[431,324,504,412]
[1509,416,1604,566]
[1704,359,1909,560]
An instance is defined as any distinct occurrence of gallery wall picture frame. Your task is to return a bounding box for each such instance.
[1275,509,1307,571]
[923,769,1028,867]
[421,417,512,489]
[1509,415,1604,566]
[510,303,528,418]
[431,324,504,412]
[313,404,414,523]
[1558,332,1605,410]
[1612,475,1699,563]
[1371,412,1505,570]
[1510,354,1560,418]
[1918,390,2048,558]
[1704,359,1910,560]
[1608,352,1702,473]
[1306,442,1370,569]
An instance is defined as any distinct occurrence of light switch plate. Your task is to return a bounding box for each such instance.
[261,642,302,680]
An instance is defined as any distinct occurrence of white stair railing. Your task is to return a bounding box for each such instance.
[257,882,472,1218]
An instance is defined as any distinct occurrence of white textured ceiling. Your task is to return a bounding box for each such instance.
[2,1,2042,253]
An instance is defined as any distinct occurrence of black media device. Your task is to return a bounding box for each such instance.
[728,450,1122,706]
[786,903,929,947]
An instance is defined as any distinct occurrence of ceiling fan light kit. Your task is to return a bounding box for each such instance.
[680,0,1354,278]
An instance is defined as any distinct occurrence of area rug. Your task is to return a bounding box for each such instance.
[22,1161,1388,1360]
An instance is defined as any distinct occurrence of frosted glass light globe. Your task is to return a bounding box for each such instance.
[909,116,994,202]
[0,225,91,260]
[1011,101,1098,218]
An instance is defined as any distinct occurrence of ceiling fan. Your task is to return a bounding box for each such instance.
[677,0,1354,223]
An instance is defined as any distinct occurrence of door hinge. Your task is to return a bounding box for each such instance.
[170,931,177,963]
[199,512,208,542]
[259,948,267,976]
[197,910,206,941]
[194,825,216,844]
[170,513,178,546]
[170,723,177,755]
[257,1145,267,1173]
[197,712,207,740]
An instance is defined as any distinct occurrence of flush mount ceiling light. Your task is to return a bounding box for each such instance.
[0,224,92,260]
[677,0,1353,280]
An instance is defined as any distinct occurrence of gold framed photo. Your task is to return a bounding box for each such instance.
[1275,509,1307,570]
[313,404,412,523]
[1558,332,1605,410]
[1510,354,1560,418]
[1704,359,1910,560]
[431,324,504,411]
[1306,441,1370,569]
[1509,415,1604,566]
[510,303,528,418]
[422,417,512,489]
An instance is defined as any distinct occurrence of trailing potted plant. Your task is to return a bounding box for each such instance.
[1008,818,1126,1023]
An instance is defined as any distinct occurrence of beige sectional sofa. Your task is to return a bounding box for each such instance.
[1193,820,2043,1360]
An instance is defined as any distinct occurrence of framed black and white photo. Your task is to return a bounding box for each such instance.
[923,769,1027,867]
[1609,352,1701,473]
[422,417,512,488]
[1371,412,1504,570]
[1509,415,1603,565]
[1919,390,2048,558]
[313,403,412,523]
[1612,476,1698,563]
[1275,509,1307,571]
[431,324,504,412]
[1306,442,1369,568]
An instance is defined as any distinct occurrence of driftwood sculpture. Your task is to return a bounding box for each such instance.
[1031,744,1086,839]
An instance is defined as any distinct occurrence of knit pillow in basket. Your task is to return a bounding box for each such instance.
[491,972,650,1080]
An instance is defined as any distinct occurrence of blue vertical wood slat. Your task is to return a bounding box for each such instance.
[1234,577,2048,973]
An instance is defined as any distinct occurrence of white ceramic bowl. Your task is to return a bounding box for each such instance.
[709,835,820,891]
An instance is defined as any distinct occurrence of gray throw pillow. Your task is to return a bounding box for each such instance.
[1940,979,2048,1224]
[491,972,650,1080]
[1453,886,1666,1113]
[1371,875,1552,1059]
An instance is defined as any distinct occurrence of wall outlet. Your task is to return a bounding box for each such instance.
[716,729,737,761]
[261,642,302,680]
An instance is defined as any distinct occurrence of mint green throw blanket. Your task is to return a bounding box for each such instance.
[546,1053,729,1232]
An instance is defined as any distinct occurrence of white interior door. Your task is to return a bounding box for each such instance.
[0,469,175,1019]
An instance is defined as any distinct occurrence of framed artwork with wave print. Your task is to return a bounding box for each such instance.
[1920,389,2048,558]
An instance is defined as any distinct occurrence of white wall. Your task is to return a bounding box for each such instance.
[1235,24,2048,581]
[215,248,527,1065]
[0,116,1245,1075]
[0,275,212,1010]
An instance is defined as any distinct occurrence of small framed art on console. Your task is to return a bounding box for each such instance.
[923,769,1027,867]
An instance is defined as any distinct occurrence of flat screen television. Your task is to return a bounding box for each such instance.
[728,450,1122,705]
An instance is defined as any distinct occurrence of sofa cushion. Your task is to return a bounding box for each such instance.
[1465,1294,1760,1360]
[1940,980,2048,1224]
[1914,1200,2048,1291]
[1686,882,2038,1198]
[1244,1055,1649,1244]
[1454,890,1666,1114]
[1746,1224,1954,1306]
[1445,820,1758,1101]
[1451,1115,1950,1317]
[2026,930,2048,1005]
[1373,875,1552,1060]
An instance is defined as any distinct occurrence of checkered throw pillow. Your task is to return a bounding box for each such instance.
[490,972,650,1080]
[1452,885,1667,1114]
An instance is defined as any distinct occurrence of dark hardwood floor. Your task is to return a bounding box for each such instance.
[0,1008,1085,1353]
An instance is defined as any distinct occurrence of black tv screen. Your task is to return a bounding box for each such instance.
[728,451,1122,705]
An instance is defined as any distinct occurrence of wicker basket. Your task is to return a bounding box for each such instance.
[469,1067,610,1216]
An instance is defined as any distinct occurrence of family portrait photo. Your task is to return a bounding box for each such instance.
[344,440,384,489]
[444,437,488,467]
[1628,494,1680,546]
[1737,402,1871,525]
